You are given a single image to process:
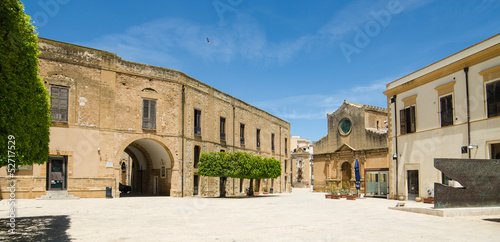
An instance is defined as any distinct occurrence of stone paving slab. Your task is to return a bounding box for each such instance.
[390,204,500,217]
[1,188,500,241]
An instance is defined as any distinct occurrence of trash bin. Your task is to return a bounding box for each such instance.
[106,186,112,198]
[270,188,273,194]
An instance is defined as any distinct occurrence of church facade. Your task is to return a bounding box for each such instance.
[313,101,388,197]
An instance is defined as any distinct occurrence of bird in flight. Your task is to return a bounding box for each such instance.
[206,37,213,44]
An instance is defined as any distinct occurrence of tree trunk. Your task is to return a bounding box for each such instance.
[219,177,227,197]
[248,178,254,196]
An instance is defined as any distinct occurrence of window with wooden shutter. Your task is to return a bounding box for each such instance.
[256,129,261,148]
[409,105,416,133]
[142,99,156,129]
[271,133,275,151]
[220,117,226,141]
[194,145,200,168]
[440,95,453,127]
[487,80,500,118]
[194,109,201,136]
[400,106,416,134]
[50,86,69,122]
[400,109,407,135]
[240,123,245,145]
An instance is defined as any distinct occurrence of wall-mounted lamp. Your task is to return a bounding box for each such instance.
[392,153,398,160]
[56,148,60,151]
[467,144,478,149]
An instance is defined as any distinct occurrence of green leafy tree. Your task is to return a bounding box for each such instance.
[198,151,282,197]
[0,0,51,168]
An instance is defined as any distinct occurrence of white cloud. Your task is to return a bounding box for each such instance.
[252,78,391,120]
[80,13,314,67]
[79,0,431,68]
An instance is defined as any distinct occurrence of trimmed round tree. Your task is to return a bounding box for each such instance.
[198,151,282,197]
[0,0,51,168]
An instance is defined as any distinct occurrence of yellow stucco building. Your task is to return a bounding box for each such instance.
[384,34,500,200]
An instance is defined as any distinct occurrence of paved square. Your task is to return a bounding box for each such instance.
[1,188,499,241]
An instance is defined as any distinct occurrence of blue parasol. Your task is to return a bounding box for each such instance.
[354,158,360,192]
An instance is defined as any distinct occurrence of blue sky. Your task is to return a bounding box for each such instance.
[23,0,500,142]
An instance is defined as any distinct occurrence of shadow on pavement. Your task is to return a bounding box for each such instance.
[0,215,71,241]
[483,218,500,223]
[204,194,282,199]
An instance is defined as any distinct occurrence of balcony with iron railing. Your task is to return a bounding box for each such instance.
[240,137,245,146]
[220,132,226,141]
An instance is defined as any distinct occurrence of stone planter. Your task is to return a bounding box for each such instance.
[332,194,341,199]
[423,197,434,204]
[340,194,347,198]
[346,195,357,200]
[325,194,333,199]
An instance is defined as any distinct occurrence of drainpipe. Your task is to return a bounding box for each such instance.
[464,67,471,159]
[181,85,185,197]
[391,95,398,198]
[232,105,235,151]
[280,126,283,192]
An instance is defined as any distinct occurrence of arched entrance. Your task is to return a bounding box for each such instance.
[341,162,352,189]
[118,138,173,196]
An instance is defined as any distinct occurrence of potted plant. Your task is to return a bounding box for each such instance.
[346,188,357,200]
[340,185,349,198]
[325,183,340,199]
[423,197,434,204]
[263,187,269,194]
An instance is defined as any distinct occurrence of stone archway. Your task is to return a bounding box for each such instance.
[341,162,352,189]
[117,138,174,197]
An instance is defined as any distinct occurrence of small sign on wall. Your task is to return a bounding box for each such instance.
[106,162,113,168]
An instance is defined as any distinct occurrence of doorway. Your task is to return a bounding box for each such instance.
[341,162,352,189]
[365,170,388,197]
[407,170,419,201]
[491,143,500,159]
[46,156,67,190]
[193,174,199,196]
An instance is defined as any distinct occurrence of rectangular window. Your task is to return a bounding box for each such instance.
[142,98,156,129]
[194,109,201,136]
[440,95,453,127]
[285,138,288,154]
[400,106,416,135]
[240,123,245,145]
[194,146,201,168]
[271,133,275,151]
[220,117,226,141]
[256,129,261,148]
[50,86,69,122]
[284,160,287,173]
[486,80,500,118]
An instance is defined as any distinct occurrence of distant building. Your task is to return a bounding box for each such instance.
[384,34,500,200]
[290,136,313,188]
[313,101,388,197]
[0,38,291,199]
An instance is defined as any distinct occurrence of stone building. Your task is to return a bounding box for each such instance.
[384,34,500,201]
[290,136,313,188]
[313,101,388,197]
[0,38,291,199]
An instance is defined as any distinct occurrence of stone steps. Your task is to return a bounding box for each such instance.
[36,191,80,200]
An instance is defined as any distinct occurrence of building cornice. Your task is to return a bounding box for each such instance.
[384,34,500,96]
